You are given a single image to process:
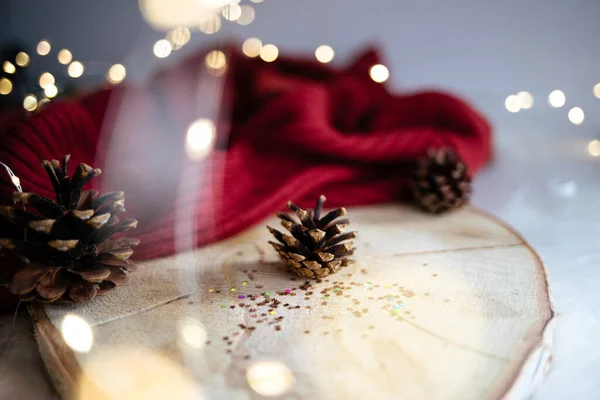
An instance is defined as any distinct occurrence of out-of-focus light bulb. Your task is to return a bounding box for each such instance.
[315,45,334,64]
[61,314,93,352]
[250,0,263,3]
[237,5,255,25]
[548,90,565,108]
[199,15,222,34]
[505,95,521,113]
[0,78,12,95]
[15,52,30,67]
[37,40,51,56]
[68,61,84,78]
[186,118,216,161]
[3,61,16,74]
[568,107,584,125]
[179,318,207,349]
[369,64,389,83]
[259,44,278,62]
[58,49,73,65]
[242,38,262,58]
[167,26,191,50]
[246,360,295,397]
[107,64,127,84]
[516,91,533,109]
[593,83,600,99]
[587,140,600,157]
[205,50,227,76]
[153,39,172,58]
[222,3,242,21]
[44,84,58,98]
[39,72,55,89]
[23,94,38,112]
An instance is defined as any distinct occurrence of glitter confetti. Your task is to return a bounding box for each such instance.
[230,287,237,292]
[238,295,246,299]
[264,292,270,296]
[269,311,276,315]
[221,304,227,309]
[285,289,291,294]
[242,281,248,286]
[208,288,214,292]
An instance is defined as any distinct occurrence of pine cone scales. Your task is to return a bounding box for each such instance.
[0,155,138,303]
[268,195,356,279]
[411,148,472,213]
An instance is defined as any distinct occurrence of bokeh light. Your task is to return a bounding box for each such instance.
[68,61,85,78]
[315,45,334,63]
[548,90,566,108]
[3,61,16,74]
[246,360,295,397]
[205,49,227,76]
[242,37,262,58]
[250,0,263,3]
[23,94,38,112]
[587,140,600,157]
[0,78,12,95]
[15,52,30,67]
[516,91,533,109]
[369,64,389,83]
[186,118,216,161]
[60,314,93,352]
[39,72,55,89]
[505,95,520,113]
[199,15,222,34]
[58,49,73,65]
[568,107,584,125]
[36,40,51,56]
[593,83,600,99]
[179,318,207,349]
[259,44,279,62]
[167,26,191,50]
[107,64,127,84]
[44,84,58,98]
[222,3,242,21]
[237,5,255,25]
[153,39,172,58]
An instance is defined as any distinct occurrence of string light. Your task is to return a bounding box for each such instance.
[167,26,191,50]
[57,49,73,65]
[548,90,566,108]
[222,3,242,21]
[153,39,172,58]
[516,91,533,109]
[369,64,389,83]
[44,84,58,98]
[36,40,51,56]
[205,50,227,76]
[315,45,334,63]
[68,61,84,78]
[0,78,12,95]
[23,94,38,112]
[242,38,262,58]
[61,314,93,352]
[237,5,255,25]
[568,107,584,125]
[505,95,520,113]
[39,72,55,89]
[186,118,216,161]
[199,15,222,34]
[587,140,600,157]
[107,64,126,84]
[15,52,30,67]
[593,83,600,99]
[0,162,22,192]
[3,61,16,74]
[259,44,279,62]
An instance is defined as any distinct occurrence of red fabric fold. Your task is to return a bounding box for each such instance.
[0,46,492,261]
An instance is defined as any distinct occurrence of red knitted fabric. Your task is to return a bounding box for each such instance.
[0,47,492,261]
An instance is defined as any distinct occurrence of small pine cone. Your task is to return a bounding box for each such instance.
[267,195,356,279]
[411,148,472,213]
[0,155,139,303]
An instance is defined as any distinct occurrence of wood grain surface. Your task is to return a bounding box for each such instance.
[32,205,554,400]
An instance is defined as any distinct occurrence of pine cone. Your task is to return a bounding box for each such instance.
[411,148,472,213]
[267,195,356,279]
[0,155,139,303]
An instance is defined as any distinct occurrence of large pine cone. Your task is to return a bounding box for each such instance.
[0,155,138,303]
[268,195,356,279]
[411,148,472,213]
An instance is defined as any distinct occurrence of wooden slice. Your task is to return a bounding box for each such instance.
[31,205,554,400]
